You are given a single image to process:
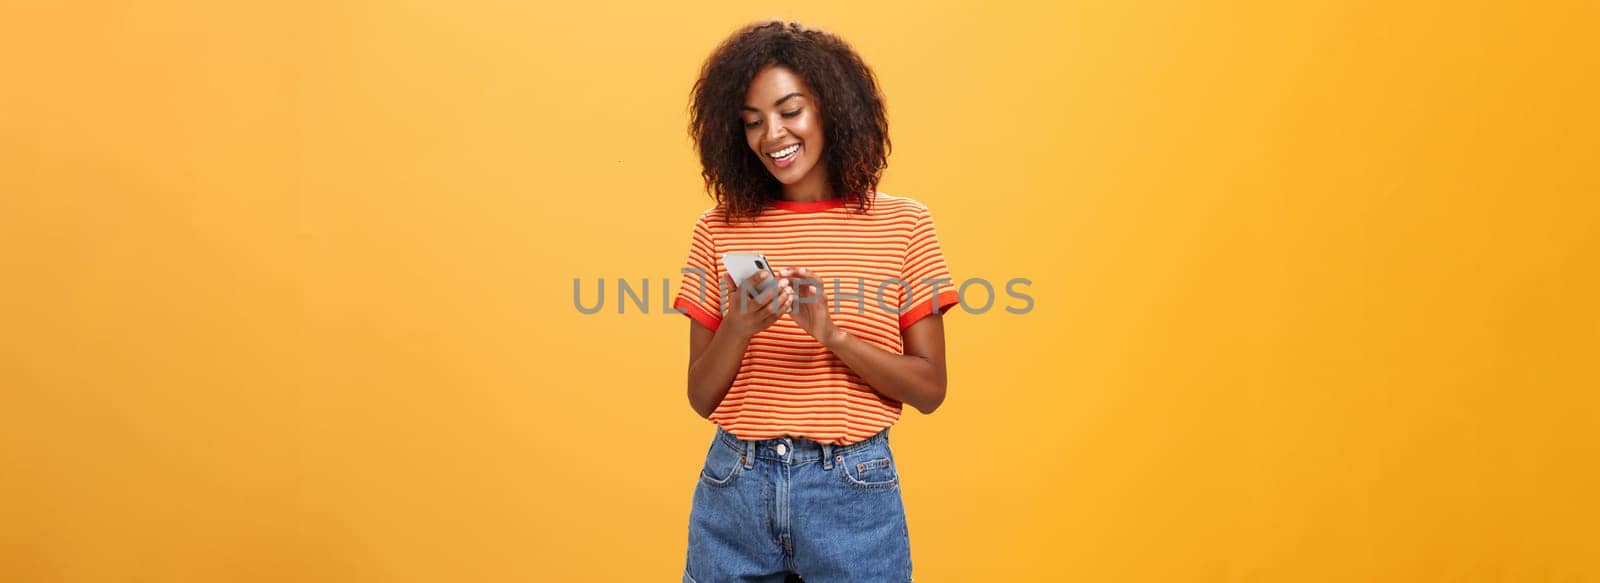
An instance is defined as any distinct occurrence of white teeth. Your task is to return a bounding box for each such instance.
[766,144,800,159]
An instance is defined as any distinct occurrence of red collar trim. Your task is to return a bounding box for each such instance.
[768,198,847,212]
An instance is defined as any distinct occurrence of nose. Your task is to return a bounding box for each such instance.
[763,115,787,143]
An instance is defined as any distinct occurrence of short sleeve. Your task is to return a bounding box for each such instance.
[672,213,723,331]
[898,204,959,330]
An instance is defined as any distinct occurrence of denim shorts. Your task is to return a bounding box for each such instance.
[683,425,913,582]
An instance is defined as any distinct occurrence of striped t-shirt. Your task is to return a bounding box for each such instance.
[673,192,959,445]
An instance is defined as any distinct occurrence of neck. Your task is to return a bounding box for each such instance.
[781,170,834,202]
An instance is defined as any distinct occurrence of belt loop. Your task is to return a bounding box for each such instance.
[821,442,834,470]
[742,437,755,470]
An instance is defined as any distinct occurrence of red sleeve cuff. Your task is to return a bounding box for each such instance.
[899,289,960,330]
[674,296,722,332]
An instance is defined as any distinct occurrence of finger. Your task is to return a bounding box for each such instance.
[745,280,776,312]
[724,273,759,307]
[745,269,770,289]
[748,281,774,305]
[787,267,814,294]
[770,288,793,316]
[734,285,756,315]
[750,288,778,314]
[798,277,819,298]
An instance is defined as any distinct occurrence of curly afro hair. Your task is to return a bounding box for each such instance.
[689,21,890,220]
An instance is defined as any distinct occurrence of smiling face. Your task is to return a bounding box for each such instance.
[741,65,828,196]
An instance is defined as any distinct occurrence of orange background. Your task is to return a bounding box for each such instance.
[2,0,1597,581]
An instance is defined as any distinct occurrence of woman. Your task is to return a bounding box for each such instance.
[675,21,959,583]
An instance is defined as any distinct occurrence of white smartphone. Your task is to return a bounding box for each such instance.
[722,252,779,296]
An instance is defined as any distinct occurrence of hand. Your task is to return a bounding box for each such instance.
[720,270,793,340]
[780,267,845,347]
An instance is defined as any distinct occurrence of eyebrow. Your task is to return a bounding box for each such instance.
[741,92,804,112]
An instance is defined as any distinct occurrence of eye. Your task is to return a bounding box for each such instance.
[780,109,802,118]
[743,118,761,129]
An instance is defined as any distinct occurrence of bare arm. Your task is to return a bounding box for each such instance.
[686,321,748,418]
[821,313,947,414]
[784,267,949,414]
[686,272,793,418]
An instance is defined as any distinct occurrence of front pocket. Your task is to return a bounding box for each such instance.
[698,439,744,487]
[841,456,899,489]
